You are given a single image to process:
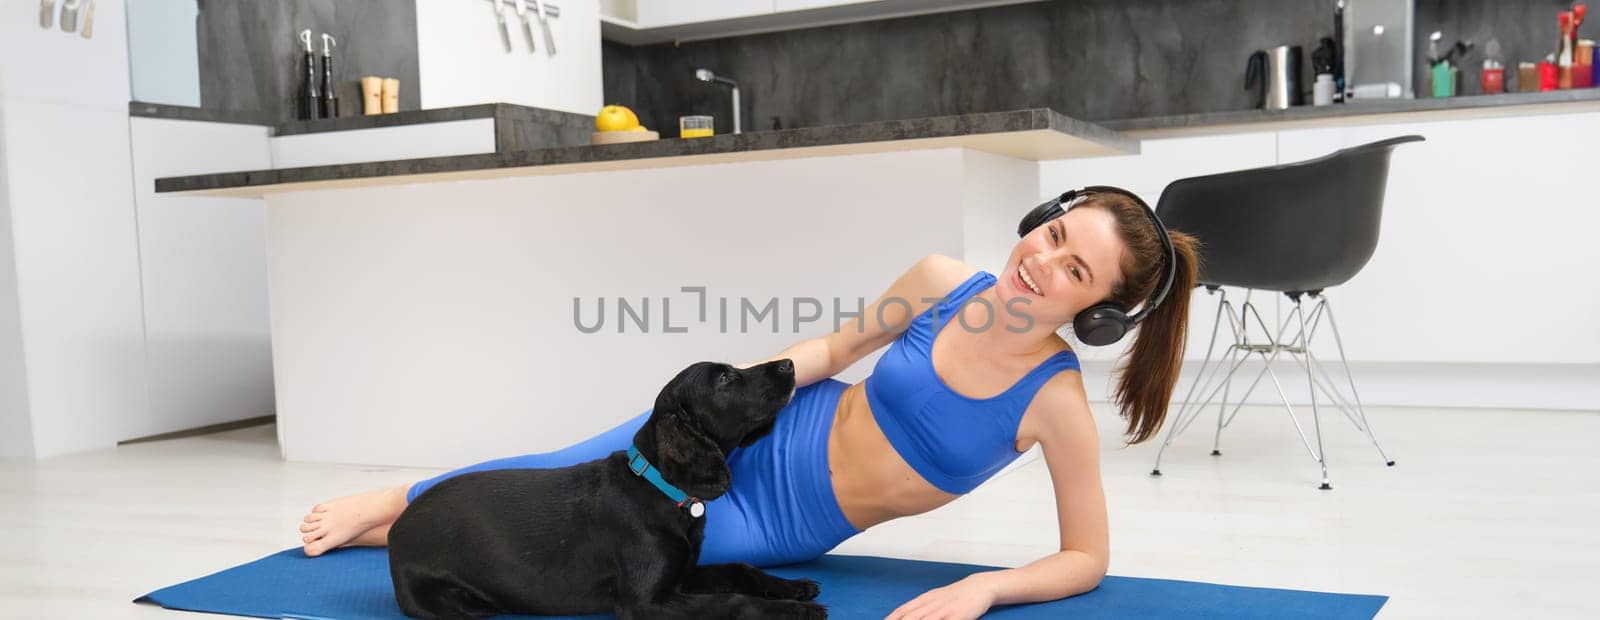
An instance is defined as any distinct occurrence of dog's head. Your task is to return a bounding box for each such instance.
[633,359,796,501]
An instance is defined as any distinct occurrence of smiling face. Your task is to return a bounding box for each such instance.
[998,205,1127,328]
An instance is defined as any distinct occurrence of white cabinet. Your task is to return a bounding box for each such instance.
[633,0,775,29]
[774,0,867,11]
[270,119,498,168]
[416,0,603,115]
[605,0,1046,44]
[128,117,277,441]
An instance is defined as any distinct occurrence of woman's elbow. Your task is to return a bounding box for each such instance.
[1078,551,1109,591]
[1091,555,1109,588]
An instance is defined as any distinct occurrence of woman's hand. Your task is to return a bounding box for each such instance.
[885,574,995,620]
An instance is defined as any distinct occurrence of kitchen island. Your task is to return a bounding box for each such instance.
[157,109,1136,468]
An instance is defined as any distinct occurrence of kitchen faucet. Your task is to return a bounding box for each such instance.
[695,68,741,134]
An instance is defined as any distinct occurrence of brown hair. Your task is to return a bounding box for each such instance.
[1079,192,1202,445]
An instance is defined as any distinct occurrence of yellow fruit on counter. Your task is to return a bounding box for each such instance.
[596,105,640,132]
[628,126,649,132]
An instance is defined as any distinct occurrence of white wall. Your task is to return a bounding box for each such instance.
[0,0,152,458]
[125,0,201,106]
[128,117,275,440]
[415,0,604,115]
[960,149,1043,284]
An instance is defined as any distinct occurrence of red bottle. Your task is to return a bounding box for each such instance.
[1482,63,1506,93]
[1541,59,1561,90]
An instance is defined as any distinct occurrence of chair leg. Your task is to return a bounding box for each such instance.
[1246,301,1325,459]
[1211,296,1246,456]
[1153,288,1233,476]
[1206,296,1260,453]
[1311,293,1396,468]
[1283,294,1396,473]
[1154,289,1278,474]
[1211,360,1229,457]
[1298,300,1369,425]
[1229,297,1295,425]
[1158,290,1396,489]
[1293,295,1333,490]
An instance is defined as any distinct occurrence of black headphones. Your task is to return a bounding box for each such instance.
[1016,186,1177,347]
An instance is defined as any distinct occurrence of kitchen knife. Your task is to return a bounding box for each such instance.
[533,0,556,56]
[494,0,512,53]
[79,0,95,39]
[59,0,79,33]
[514,0,538,53]
[38,0,56,29]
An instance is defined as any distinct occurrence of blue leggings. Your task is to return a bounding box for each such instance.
[406,379,862,568]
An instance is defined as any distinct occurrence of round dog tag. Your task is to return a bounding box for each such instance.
[688,502,705,518]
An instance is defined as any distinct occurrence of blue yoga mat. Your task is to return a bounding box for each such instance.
[136,547,1386,619]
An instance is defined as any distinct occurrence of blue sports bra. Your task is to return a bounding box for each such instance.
[863,270,1080,495]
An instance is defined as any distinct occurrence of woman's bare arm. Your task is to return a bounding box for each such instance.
[739,337,836,388]
[738,253,972,386]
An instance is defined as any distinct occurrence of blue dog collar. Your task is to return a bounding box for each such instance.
[626,445,706,518]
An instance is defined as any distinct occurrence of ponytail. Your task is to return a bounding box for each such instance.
[1112,231,1202,444]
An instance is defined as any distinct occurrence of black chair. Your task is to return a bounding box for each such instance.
[1149,135,1424,490]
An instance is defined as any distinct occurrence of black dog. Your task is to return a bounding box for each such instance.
[387,359,826,619]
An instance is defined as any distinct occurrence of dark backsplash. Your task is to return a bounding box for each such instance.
[183,0,1586,130]
[196,0,420,122]
[603,0,1328,135]
[604,0,1590,135]
[1417,0,1580,95]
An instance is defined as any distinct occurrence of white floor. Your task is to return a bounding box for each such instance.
[1,403,1595,619]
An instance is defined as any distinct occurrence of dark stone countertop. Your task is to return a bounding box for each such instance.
[129,101,593,136]
[149,90,1600,195]
[154,108,1135,195]
[1100,89,1600,137]
[129,102,279,126]
[273,103,593,136]
[135,87,1600,140]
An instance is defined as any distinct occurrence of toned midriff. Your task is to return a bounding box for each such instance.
[826,291,1067,531]
[825,382,962,531]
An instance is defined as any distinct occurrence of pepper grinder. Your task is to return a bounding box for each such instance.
[1333,0,1346,102]
[320,33,339,118]
[298,29,320,120]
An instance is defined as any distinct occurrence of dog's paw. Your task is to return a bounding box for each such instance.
[782,578,821,601]
[769,600,826,619]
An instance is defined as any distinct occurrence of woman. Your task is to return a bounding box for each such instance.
[298,186,1201,619]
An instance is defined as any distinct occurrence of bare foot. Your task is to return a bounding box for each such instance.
[299,484,409,557]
